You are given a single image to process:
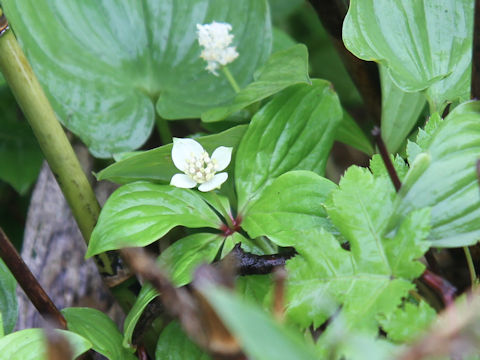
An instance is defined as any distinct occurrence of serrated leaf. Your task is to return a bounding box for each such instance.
[200,286,319,360]
[155,321,211,360]
[3,0,271,157]
[379,65,426,153]
[393,101,480,247]
[369,154,409,182]
[62,307,136,360]
[123,284,158,349]
[379,301,436,343]
[286,167,431,332]
[235,80,342,211]
[0,328,91,360]
[0,87,42,194]
[0,259,17,335]
[242,170,337,247]
[343,0,473,111]
[335,111,374,156]
[158,233,224,286]
[201,44,310,123]
[236,275,273,307]
[97,125,246,185]
[406,113,443,163]
[87,182,220,257]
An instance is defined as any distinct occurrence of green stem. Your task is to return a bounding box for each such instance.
[0,21,137,310]
[222,66,241,93]
[155,114,172,145]
[463,246,477,287]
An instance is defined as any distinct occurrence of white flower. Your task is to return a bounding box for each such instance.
[170,138,232,192]
[196,21,239,75]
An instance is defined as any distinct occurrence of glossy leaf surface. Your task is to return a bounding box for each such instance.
[97,126,246,184]
[123,284,158,348]
[379,65,426,153]
[3,0,271,157]
[0,258,17,335]
[62,307,136,360]
[235,80,342,211]
[0,87,42,194]
[0,328,91,360]
[201,286,319,360]
[335,111,374,155]
[155,321,211,360]
[158,233,224,286]
[393,101,480,246]
[343,0,473,111]
[286,167,431,332]
[202,44,310,122]
[87,182,220,256]
[243,171,336,246]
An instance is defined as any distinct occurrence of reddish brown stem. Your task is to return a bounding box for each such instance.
[421,269,456,307]
[372,126,402,192]
[0,228,67,329]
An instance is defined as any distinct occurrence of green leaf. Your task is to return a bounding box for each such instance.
[369,154,409,182]
[158,233,224,286]
[243,170,337,246]
[201,44,311,123]
[393,101,480,247]
[0,328,91,360]
[3,0,271,157]
[335,111,374,156]
[62,307,136,360]
[379,301,436,343]
[87,182,220,257]
[200,286,319,360]
[0,259,17,335]
[343,0,473,111]
[123,284,159,349]
[155,321,211,360]
[406,113,443,163]
[97,125,246,184]
[0,87,42,194]
[235,80,342,211]
[286,166,431,333]
[379,65,426,153]
[272,27,297,53]
[269,0,304,23]
[236,275,273,308]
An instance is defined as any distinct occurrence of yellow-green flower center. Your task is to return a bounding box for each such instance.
[185,151,217,184]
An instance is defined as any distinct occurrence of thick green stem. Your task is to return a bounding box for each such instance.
[222,66,241,93]
[0,29,99,242]
[155,114,172,145]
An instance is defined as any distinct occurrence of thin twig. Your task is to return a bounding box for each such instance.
[371,126,402,191]
[0,228,67,329]
[471,0,480,99]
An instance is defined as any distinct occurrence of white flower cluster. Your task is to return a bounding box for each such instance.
[196,21,239,75]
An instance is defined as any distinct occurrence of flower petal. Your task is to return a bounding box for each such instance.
[170,174,197,189]
[172,138,205,172]
[198,172,228,192]
[211,146,232,171]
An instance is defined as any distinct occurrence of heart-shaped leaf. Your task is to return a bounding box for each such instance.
[87,182,221,257]
[235,80,342,211]
[343,0,473,111]
[3,0,271,157]
[393,101,480,247]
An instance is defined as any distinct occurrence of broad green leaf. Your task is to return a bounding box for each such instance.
[379,65,426,153]
[393,101,480,247]
[155,321,211,360]
[0,87,42,194]
[62,307,136,360]
[286,166,431,333]
[243,170,337,246]
[200,286,319,360]
[96,125,246,184]
[3,0,271,157]
[269,0,304,23]
[87,182,220,257]
[272,27,297,53]
[158,233,224,286]
[221,232,266,257]
[201,44,311,123]
[379,301,436,343]
[0,328,91,360]
[335,111,374,156]
[343,0,473,111]
[235,80,342,211]
[123,284,158,349]
[0,258,17,335]
[236,275,273,308]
